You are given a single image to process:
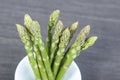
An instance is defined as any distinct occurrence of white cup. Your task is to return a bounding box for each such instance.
[15,56,82,80]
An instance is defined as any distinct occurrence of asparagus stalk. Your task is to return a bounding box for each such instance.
[56,25,90,80]
[33,42,48,80]
[16,24,41,80]
[50,20,63,64]
[52,28,70,77]
[37,26,54,80]
[46,10,60,57]
[24,14,54,80]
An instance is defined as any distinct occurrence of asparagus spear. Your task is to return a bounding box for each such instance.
[16,24,41,80]
[35,22,54,80]
[52,28,70,77]
[46,10,60,57]
[50,20,63,64]
[24,14,54,80]
[56,25,90,80]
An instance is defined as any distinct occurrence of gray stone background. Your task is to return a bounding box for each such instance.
[0,0,120,80]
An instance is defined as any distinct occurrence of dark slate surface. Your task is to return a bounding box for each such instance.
[0,0,120,80]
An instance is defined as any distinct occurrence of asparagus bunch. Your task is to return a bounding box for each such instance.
[16,9,98,80]
[56,26,97,80]
[52,22,79,77]
[24,14,54,80]
[16,24,41,80]
[24,15,48,80]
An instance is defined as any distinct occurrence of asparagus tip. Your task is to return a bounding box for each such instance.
[61,28,70,41]
[79,25,90,37]
[64,28,69,34]
[91,36,98,41]
[56,9,60,12]
[70,21,79,31]
[84,25,90,31]
[24,14,31,20]
[54,9,60,14]
[16,24,22,31]
[50,9,60,21]
[58,20,63,25]
[16,24,19,27]
[74,21,79,25]
[81,36,98,50]
[24,14,32,27]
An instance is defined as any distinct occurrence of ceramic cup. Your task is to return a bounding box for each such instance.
[15,56,82,80]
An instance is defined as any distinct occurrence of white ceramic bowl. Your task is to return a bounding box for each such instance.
[15,56,81,80]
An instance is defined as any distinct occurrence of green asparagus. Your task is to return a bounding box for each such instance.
[56,25,90,80]
[52,28,70,77]
[24,15,48,80]
[16,10,98,80]
[56,21,79,71]
[46,10,60,57]
[16,24,41,80]
[24,14,54,80]
[50,20,63,64]
[57,36,98,80]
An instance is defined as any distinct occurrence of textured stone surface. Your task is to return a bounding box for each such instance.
[0,0,120,80]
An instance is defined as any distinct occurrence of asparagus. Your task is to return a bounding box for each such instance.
[25,15,48,80]
[52,22,78,77]
[24,14,54,80]
[57,21,79,70]
[50,20,63,64]
[46,10,60,57]
[56,36,98,80]
[16,24,41,80]
[56,25,90,80]
[52,28,70,77]
[81,36,98,51]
